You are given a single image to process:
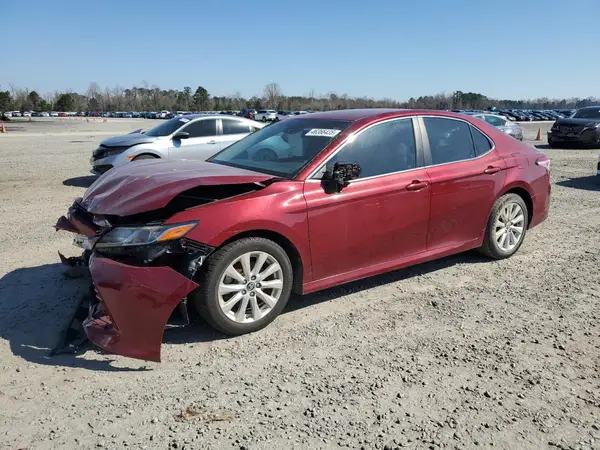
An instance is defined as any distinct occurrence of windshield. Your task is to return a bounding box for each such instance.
[208,118,352,178]
[572,108,600,119]
[144,117,189,136]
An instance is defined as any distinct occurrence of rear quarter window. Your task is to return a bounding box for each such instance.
[470,126,493,156]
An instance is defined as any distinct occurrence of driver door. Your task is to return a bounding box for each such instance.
[303,117,431,282]
[168,118,220,161]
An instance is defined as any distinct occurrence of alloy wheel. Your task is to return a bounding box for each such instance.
[495,202,525,251]
[217,251,284,323]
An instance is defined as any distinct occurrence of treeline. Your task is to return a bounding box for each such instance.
[1,82,599,114]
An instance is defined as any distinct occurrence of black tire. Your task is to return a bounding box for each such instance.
[192,237,293,335]
[479,193,529,260]
[262,116,267,122]
[133,154,158,161]
[252,148,278,162]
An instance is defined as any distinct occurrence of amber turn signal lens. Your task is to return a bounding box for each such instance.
[156,223,197,243]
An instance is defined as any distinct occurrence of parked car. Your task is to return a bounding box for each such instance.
[56,108,551,361]
[255,109,278,122]
[238,108,255,120]
[276,110,295,121]
[89,114,265,174]
[547,106,600,148]
[463,112,523,140]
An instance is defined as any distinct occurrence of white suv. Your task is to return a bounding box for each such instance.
[255,110,277,122]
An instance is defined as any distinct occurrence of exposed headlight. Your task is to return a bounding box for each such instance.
[96,221,198,248]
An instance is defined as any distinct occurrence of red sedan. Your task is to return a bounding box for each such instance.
[56,109,551,361]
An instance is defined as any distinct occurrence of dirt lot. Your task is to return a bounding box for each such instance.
[0,118,599,450]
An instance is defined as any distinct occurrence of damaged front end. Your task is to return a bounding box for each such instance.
[53,198,214,362]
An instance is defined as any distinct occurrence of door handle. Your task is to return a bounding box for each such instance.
[484,166,502,174]
[207,140,218,144]
[406,180,429,191]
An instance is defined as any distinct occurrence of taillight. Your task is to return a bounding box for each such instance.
[536,156,550,172]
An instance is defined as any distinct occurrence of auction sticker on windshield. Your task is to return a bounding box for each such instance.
[305,128,342,137]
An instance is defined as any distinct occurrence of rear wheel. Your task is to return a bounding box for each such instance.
[192,237,293,335]
[479,193,528,259]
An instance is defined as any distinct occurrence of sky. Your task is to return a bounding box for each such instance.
[2,0,598,101]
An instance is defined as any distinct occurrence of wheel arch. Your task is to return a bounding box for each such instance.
[218,229,304,295]
[498,183,534,228]
[132,152,161,160]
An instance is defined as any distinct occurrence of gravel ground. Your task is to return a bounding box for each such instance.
[0,119,599,450]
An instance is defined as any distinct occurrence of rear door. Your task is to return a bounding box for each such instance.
[219,118,255,150]
[168,118,220,161]
[418,116,507,250]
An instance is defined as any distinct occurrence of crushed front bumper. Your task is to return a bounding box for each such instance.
[55,200,209,362]
[84,255,198,362]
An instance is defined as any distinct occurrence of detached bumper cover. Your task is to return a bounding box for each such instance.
[85,255,198,362]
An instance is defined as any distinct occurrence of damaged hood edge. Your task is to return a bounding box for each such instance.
[80,159,277,217]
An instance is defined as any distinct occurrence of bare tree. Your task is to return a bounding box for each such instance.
[263,83,282,109]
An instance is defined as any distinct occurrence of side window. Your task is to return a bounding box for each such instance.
[485,115,505,127]
[470,126,493,156]
[423,117,475,165]
[323,118,417,179]
[222,119,250,135]
[181,119,217,137]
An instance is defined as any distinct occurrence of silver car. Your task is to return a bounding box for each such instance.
[463,112,523,140]
[90,114,265,174]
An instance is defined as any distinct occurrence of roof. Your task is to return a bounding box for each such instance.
[178,113,231,120]
[302,108,406,121]
[298,108,480,122]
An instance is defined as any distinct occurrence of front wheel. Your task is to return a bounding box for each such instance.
[479,193,528,259]
[192,237,293,335]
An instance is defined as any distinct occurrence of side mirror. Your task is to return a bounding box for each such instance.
[326,161,361,193]
[173,131,190,140]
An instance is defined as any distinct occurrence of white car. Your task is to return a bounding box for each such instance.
[254,109,277,122]
[90,114,265,175]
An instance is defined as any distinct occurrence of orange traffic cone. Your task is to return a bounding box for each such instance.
[1,121,6,133]
[535,128,542,141]
[28,115,32,122]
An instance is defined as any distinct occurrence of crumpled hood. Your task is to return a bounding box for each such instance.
[81,159,274,216]
[99,132,158,147]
